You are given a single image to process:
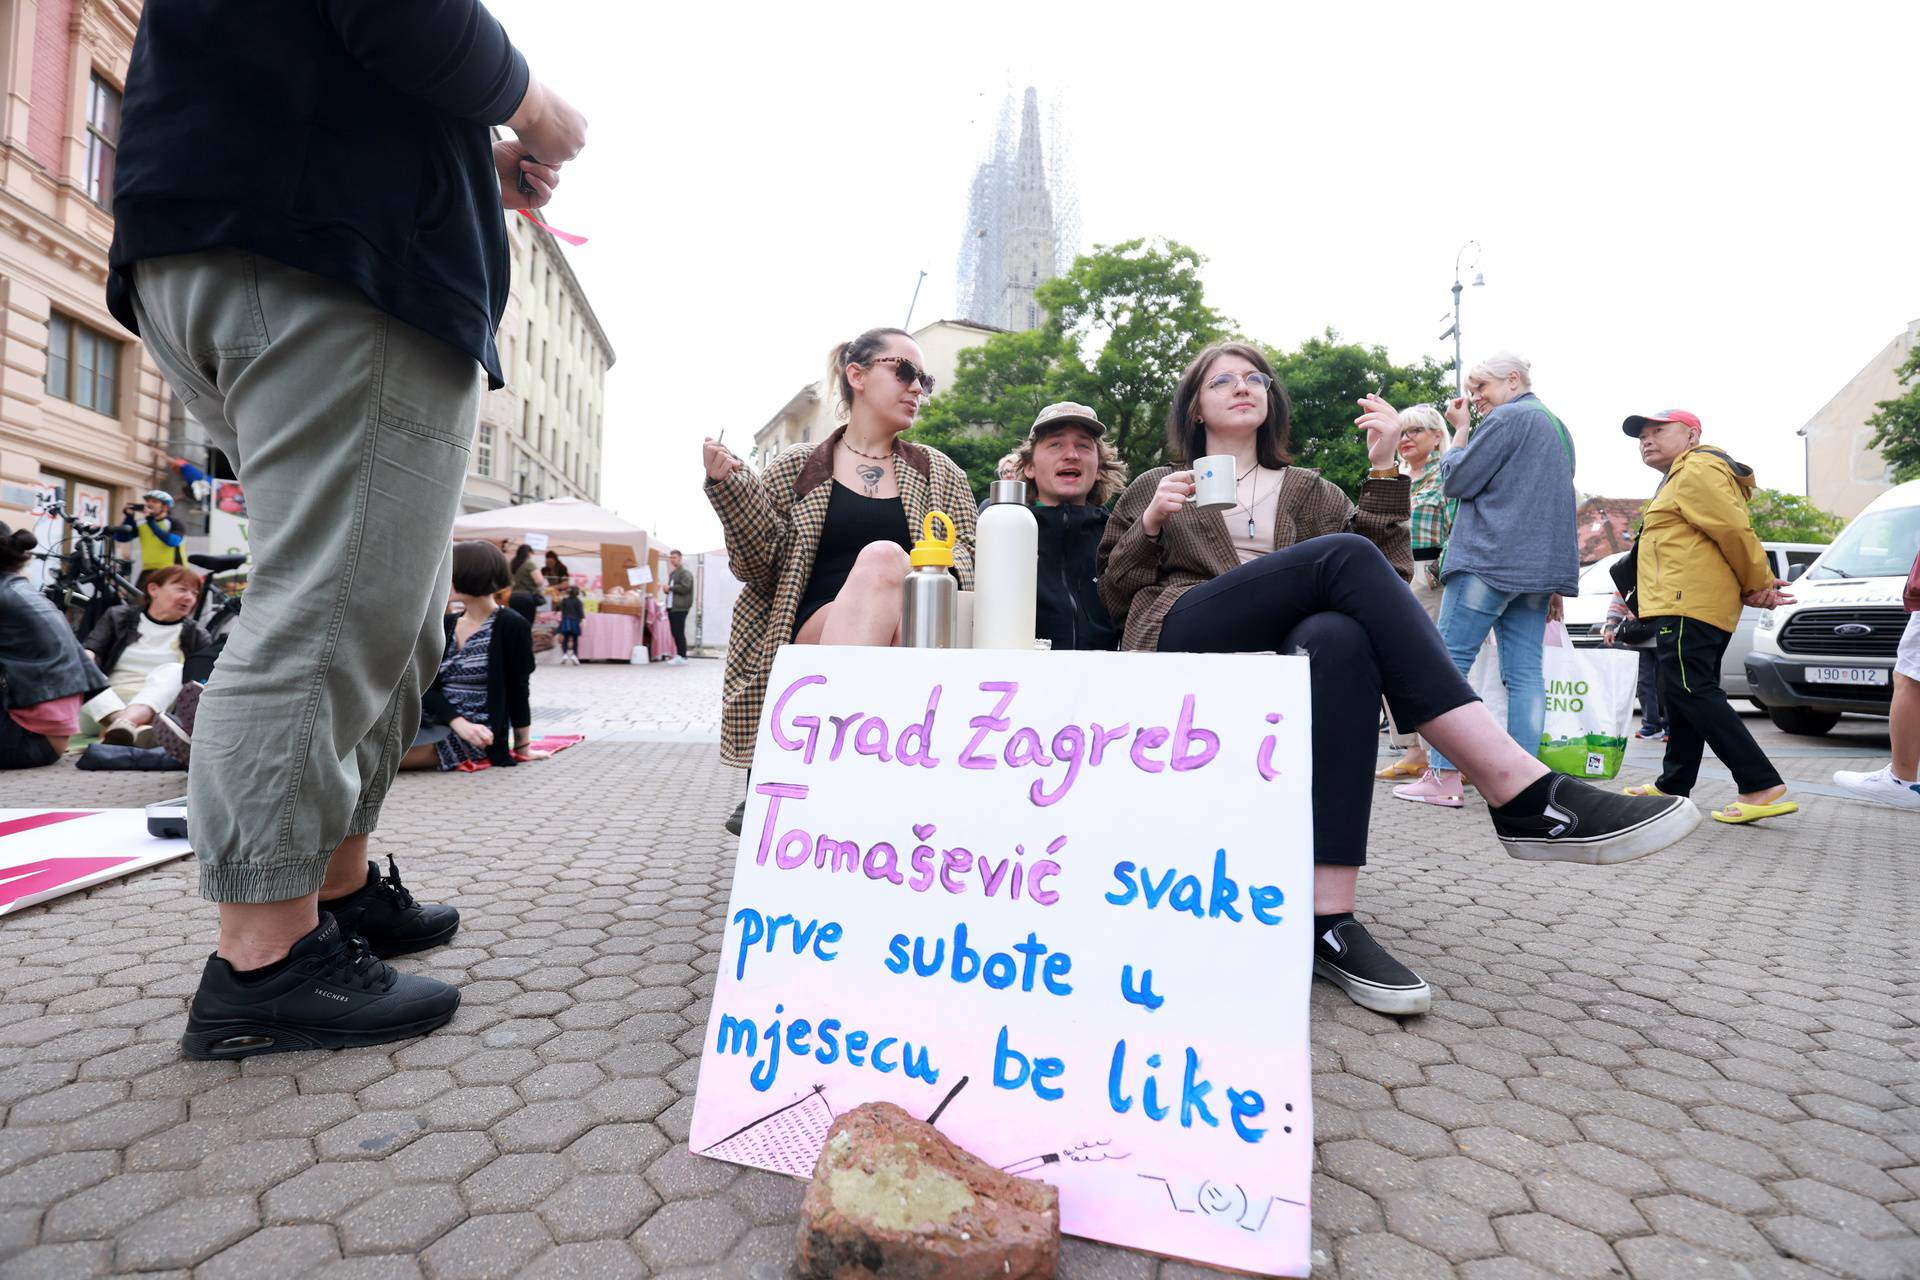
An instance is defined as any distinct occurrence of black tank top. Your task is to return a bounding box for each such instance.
[795,482,912,635]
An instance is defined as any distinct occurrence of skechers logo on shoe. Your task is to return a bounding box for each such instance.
[313,989,350,1003]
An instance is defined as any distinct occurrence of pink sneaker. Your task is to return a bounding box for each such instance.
[1392,770,1464,808]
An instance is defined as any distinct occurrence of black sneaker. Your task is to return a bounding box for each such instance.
[1312,920,1432,1016]
[319,856,459,958]
[1492,773,1700,865]
[724,799,746,836]
[180,915,459,1060]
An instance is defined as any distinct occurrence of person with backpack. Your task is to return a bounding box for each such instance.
[1392,353,1581,808]
[1618,410,1798,824]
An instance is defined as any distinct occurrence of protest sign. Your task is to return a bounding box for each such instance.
[0,810,192,920]
[691,647,1316,1276]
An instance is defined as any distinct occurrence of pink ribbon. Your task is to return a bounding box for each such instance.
[519,208,588,246]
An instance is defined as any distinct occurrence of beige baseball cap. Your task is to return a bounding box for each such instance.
[1028,401,1106,440]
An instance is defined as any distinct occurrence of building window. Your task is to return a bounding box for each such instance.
[1027,303,1037,328]
[86,75,121,206]
[476,424,494,477]
[521,400,531,437]
[45,313,119,415]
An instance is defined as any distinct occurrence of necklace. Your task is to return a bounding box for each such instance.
[842,439,893,462]
[1237,466,1273,539]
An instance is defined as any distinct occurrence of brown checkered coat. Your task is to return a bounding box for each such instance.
[706,426,978,768]
[1097,466,1412,651]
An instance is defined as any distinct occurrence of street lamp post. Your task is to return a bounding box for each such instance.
[1442,241,1485,397]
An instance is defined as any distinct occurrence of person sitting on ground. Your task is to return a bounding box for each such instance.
[403,541,543,770]
[1619,410,1797,824]
[1385,353,1580,808]
[1833,546,1920,810]
[705,326,978,835]
[1097,342,1701,1018]
[1,523,109,769]
[107,489,185,582]
[507,543,543,625]
[556,584,584,665]
[80,565,211,747]
[992,401,1129,652]
[1377,403,1461,779]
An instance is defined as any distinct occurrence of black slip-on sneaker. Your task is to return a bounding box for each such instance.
[320,856,459,958]
[1492,773,1701,865]
[724,799,746,837]
[180,914,459,1060]
[1312,919,1432,1016]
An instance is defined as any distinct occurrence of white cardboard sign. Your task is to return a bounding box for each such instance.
[1,810,193,920]
[691,646,1316,1276]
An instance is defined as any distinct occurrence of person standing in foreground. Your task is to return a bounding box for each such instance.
[1833,547,1920,809]
[1394,353,1581,807]
[106,0,586,1059]
[994,402,1128,651]
[666,549,694,665]
[1619,411,1797,824]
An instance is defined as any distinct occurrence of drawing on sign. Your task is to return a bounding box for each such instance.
[1137,1175,1305,1232]
[1001,1138,1130,1175]
[698,1085,835,1178]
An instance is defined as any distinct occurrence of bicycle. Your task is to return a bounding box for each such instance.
[32,497,143,637]
[187,551,247,637]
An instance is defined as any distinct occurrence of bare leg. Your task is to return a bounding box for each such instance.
[117,704,157,728]
[808,542,910,647]
[215,836,373,969]
[398,742,441,771]
[1416,701,1551,807]
[1892,672,1920,781]
[1314,865,1357,914]
[320,834,373,899]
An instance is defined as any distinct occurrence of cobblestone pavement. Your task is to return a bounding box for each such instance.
[1,672,1914,1278]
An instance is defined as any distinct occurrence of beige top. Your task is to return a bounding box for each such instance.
[1226,466,1287,564]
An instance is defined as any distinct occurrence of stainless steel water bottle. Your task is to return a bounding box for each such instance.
[901,510,958,648]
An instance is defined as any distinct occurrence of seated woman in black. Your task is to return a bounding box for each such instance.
[1098,342,1701,1017]
[704,327,978,832]
[403,541,542,770]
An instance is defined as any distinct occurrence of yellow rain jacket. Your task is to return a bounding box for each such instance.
[1634,445,1774,632]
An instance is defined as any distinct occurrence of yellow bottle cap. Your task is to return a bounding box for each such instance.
[909,510,957,569]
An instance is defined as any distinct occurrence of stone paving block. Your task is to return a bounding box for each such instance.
[56,1099,183,1151]
[196,1223,342,1280]
[0,1150,116,1206]
[1523,1168,1649,1236]
[112,1193,258,1270]
[196,1137,317,1195]
[420,1211,553,1279]
[1378,1188,1499,1258]
[1492,1212,1623,1279]
[537,1173,659,1241]
[725,1168,805,1226]
[1310,1170,1383,1234]
[1455,1259,1563,1280]
[460,1153,571,1213]
[1454,1125,1562,1176]
[488,1101,595,1154]
[41,1169,190,1241]
[337,1183,465,1255]
[563,1122,670,1174]
[518,1240,647,1279]
[1657,1155,1779,1214]
[517,1063,605,1101]
[1332,1231,1454,1279]
[0,1240,112,1278]
[1318,1139,1423,1199]
[261,1161,390,1226]
[1636,1194,1773,1258]
[1761,1215,1912,1280]
[643,1144,736,1198]
[1613,1235,1762,1279]
[1772,1178,1910,1239]
[245,1093,362,1141]
[1057,1235,1159,1279]
[631,1198,746,1269]
[1675,1128,1790,1179]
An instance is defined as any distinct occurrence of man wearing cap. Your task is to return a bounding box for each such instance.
[1620,410,1797,824]
[995,402,1128,651]
[109,489,185,579]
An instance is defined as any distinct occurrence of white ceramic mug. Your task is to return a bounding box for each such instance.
[1192,454,1238,510]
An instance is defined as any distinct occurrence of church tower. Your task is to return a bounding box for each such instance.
[956,87,1072,332]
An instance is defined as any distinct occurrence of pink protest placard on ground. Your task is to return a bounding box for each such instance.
[0,809,193,919]
[690,647,1317,1277]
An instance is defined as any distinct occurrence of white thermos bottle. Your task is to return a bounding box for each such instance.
[974,478,1037,650]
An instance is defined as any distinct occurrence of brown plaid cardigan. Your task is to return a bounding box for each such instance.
[706,426,978,768]
[1096,465,1413,651]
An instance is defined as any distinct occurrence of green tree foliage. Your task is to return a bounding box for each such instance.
[1866,344,1920,483]
[1266,331,1451,496]
[912,240,1446,501]
[1746,489,1846,543]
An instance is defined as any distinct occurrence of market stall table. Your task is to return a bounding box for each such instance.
[577,611,645,661]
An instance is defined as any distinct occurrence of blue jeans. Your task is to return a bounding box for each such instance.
[1429,572,1552,772]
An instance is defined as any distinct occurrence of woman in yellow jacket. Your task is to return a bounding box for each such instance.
[1621,410,1797,824]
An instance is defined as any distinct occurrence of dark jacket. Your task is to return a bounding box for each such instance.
[422,606,534,768]
[0,577,108,711]
[106,0,529,389]
[82,605,212,678]
[1034,504,1119,652]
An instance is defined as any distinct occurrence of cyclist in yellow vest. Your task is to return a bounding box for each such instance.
[109,489,185,578]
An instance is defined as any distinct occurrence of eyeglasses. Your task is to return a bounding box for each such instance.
[867,356,936,395]
[1205,371,1274,393]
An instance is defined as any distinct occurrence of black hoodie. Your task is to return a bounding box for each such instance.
[1034,504,1119,652]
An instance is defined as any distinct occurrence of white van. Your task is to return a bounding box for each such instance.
[1745,478,1920,735]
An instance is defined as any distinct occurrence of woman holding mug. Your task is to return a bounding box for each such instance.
[704,327,977,834]
[1097,343,1699,1016]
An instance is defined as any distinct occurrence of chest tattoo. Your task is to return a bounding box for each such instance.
[856,464,886,496]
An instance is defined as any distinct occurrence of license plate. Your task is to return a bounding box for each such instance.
[1804,666,1889,686]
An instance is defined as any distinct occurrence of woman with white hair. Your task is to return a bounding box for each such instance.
[1387,353,1581,807]
[1378,403,1460,779]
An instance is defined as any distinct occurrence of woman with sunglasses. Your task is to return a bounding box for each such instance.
[704,326,977,833]
[1097,342,1699,1017]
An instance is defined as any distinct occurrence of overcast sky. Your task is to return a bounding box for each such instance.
[485,0,1919,553]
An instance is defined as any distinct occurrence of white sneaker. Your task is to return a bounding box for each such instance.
[1832,765,1920,811]
[670,656,689,666]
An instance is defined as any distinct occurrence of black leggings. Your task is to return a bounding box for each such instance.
[1156,534,1479,867]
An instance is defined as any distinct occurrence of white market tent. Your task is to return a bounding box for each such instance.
[450,496,652,559]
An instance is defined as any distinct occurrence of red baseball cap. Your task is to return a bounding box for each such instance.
[1622,409,1701,438]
